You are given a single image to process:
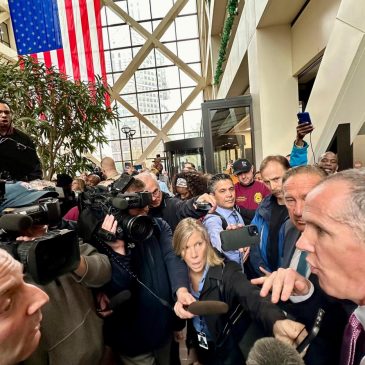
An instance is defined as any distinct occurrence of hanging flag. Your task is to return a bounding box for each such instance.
[8,0,107,84]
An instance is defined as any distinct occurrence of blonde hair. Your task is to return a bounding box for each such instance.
[173,218,223,266]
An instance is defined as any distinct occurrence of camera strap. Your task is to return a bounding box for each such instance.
[95,237,173,311]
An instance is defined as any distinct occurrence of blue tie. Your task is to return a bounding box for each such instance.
[231,210,240,224]
[297,251,308,277]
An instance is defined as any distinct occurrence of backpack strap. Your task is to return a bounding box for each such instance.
[208,211,228,230]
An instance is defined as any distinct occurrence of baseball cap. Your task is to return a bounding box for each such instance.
[0,182,59,212]
[232,159,252,175]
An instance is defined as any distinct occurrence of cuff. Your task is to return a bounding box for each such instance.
[289,280,314,303]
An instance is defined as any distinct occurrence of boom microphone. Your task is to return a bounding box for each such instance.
[0,214,33,232]
[108,290,132,311]
[185,300,229,315]
[246,337,305,365]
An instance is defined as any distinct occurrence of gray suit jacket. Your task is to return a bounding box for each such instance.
[281,220,301,268]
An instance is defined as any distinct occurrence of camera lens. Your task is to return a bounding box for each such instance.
[121,215,154,241]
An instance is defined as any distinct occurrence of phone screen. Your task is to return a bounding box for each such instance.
[297,112,312,124]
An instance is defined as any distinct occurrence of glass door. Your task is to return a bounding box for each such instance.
[201,96,253,173]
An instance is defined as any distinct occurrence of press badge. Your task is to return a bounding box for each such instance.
[197,331,208,349]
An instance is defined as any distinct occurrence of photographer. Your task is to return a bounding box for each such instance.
[0,197,112,364]
[78,177,193,365]
[0,248,49,365]
[0,99,42,181]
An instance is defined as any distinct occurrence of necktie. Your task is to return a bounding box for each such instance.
[297,251,308,277]
[231,210,240,224]
[340,312,364,365]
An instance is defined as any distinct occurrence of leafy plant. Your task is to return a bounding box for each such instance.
[0,56,118,179]
[214,0,239,85]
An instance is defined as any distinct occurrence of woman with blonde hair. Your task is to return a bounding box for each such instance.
[173,218,306,365]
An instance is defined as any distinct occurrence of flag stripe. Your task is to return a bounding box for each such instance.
[56,49,66,75]
[79,0,95,83]
[94,0,107,81]
[65,0,80,80]
[43,51,52,69]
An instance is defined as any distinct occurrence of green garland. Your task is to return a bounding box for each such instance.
[213,0,239,85]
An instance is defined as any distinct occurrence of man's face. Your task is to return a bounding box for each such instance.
[176,186,191,200]
[212,179,235,209]
[237,167,254,186]
[318,152,338,174]
[182,231,208,275]
[139,176,162,208]
[296,181,365,304]
[0,103,12,135]
[261,161,287,202]
[283,173,323,232]
[0,250,49,363]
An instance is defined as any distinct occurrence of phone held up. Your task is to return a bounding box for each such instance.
[297,112,312,125]
[220,225,260,251]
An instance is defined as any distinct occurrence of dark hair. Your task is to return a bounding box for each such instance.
[260,155,290,173]
[172,171,208,198]
[0,99,10,108]
[207,173,233,193]
[282,165,326,185]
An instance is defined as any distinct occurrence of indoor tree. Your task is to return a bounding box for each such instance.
[0,56,118,180]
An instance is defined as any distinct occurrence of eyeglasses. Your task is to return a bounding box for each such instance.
[151,188,160,197]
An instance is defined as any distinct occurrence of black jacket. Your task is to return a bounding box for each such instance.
[103,217,189,356]
[149,192,203,232]
[188,261,286,364]
[0,128,42,181]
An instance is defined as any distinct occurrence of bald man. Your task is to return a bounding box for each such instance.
[99,157,121,186]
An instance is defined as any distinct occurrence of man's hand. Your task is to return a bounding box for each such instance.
[174,287,196,319]
[273,319,307,346]
[295,123,314,146]
[101,214,126,255]
[195,193,217,213]
[251,268,312,303]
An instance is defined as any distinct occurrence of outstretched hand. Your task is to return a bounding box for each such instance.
[251,267,312,303]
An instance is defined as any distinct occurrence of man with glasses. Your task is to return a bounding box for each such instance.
[0,99,42,181]
[137,171,216,232]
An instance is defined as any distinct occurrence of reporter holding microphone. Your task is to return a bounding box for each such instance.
[173,218,306,365]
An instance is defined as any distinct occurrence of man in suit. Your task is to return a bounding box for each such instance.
[253,168,365,364]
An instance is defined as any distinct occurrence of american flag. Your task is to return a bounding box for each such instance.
[8,0,107,84]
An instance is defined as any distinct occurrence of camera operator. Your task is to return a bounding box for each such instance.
[0,99,42,181]
[10,223,112,365]
[136,171,217,232]
[83,178,194,365]
[0,248,49,365]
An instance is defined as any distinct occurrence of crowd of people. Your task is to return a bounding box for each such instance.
[1,98,365,365]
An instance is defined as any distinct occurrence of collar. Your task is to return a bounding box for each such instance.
[355,306,365,329]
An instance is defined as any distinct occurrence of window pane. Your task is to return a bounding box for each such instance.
[175,15,198,40]
[121,75,136,94]
[140,123,157,138]
[150,0,173,19]
[160,22,176,42]
[111,49,132,72]
[133,48,156,68]
[128,0,151,21]
[181,87,203,109]
[179,69,196,88]
[155,47,175,67]
[105,7,124,26]
[159,89,181,112]
[108,25,130,48]
[145,113,161,129]
[120,117,141,138]
[119,94,138,115]
[104,120,120,140]
[179,0,197,15]
[109,140,122,161]
[138,91,159,114]
[168,133,185,141]
[183,110,202,132]
[168,116,184,134]
[177,39,200,62]
[157,66,180,90]
[136,69,158,92]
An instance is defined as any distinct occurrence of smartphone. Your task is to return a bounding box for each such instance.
[133,164,143,171]
[220,225,260,251]
[296,308,325,353]
[297,112,312,124]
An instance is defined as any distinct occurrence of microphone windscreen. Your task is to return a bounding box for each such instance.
[109,290,132,311]
[246,337,305,365]
[0,214,33,232]
[187,301,229,316]
[112,198,129,210]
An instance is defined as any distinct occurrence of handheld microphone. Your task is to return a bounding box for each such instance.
[0,214,33,232]
[108,290,132,311]
[184,300,229,315]
[246,337,305,365]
